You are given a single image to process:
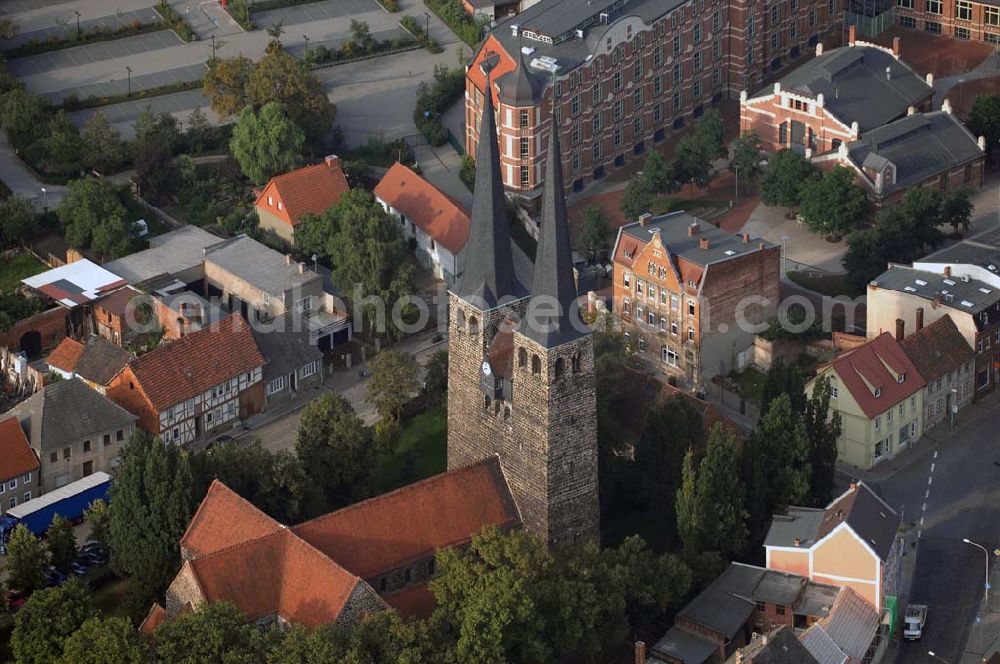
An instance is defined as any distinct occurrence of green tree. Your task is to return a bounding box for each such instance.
[0,195,37,246]
[577,204,612,261]
[107,434,196,598]
[1,88,48,150]
[152,602,268,664]
[246,48,335,145]
[423,349,449,409]
[729,131,763,193]
[749,394,811,511]
[36,111,84,176]
[368,350,420,423]
[620,177,652,221]
[295,392,376,509]
[602,535,691,631]
[184,106,213,154]
[230,102,305,185]
[131,108,179,202]
[675,423,747,557]
[80,112,124,175]
[0,17,18,40]
[760,148,815,208]
[61,616,149,664]
[760,357,807,415]
[347,19,376,54]
[46,515,77,573]
[673,134,713,195]
[693,109,726,161]
[6,524,48,594]
[636,397,705,516]
[83,499,111,550]
[11,579,93,664]
[968,94,1000,162]
[294,208,338,261]
[57,178,132,259]
[798,165,867,238]
[202,54,254,117]
[805,375,842,507]
[941,186,975,233]
[642,150,680,195]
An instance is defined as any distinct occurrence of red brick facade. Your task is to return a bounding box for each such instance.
[895,0,1000,42]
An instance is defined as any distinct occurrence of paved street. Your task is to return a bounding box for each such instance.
[6,29,183,77]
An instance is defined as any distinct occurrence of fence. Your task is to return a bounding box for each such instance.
[445,127,464,156]
[133,194,184,230]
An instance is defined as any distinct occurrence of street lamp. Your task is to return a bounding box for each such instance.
[311,253,318,273]
[733,164,740,200]
[40,187,46,211]
[74,11,81,40]
[303,34,309,57]
[963,538,992,605]
[423,12,430,39]
[126,66,132,97]
[927,652,950,664]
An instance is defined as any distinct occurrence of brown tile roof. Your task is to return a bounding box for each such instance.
[180,480,282,559]
[254,159,350,227]
[487,326,515,379]
[0,417,38,482]
[374,162,471,254]
[292,456,521,578]
[46,338,84,374]
[126,314,265,411]
[899,315,974,383]
[826,332,925,419]
[139,604,167,635]
[94,286,142,317]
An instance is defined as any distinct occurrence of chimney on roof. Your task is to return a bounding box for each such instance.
[944,266,952,277]
[794,537,801,546]
[942,98,953,115]
[926,72,934,86]
[759,241,767,250]
[742,232,750,245]
[850,121,859,138]
[892,36,901,58]
[817,92,825,108]
[699,237,710,250]
[324,154,341,169]
[907,105,916,116]
[511,24,519,37]
[773,82,782,95]
[896,318,905,341]
[634,641,646,664]
[886,66,892,81]
[688,222,699,237]
[298,262,306,274]
[285,254,293,265]
[850,481,858,491]
[980,135,987,151]
[916,307,924,331]
[816,42,824,57]
[848,24,857,46]
[638,212,653,226]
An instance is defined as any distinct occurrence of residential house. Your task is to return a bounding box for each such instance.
[143,457,521,631]
[646,563,842,664]
[374,162,470,285]
[45,334,133,395]
[740,32,933,154]
[92,286,145,345]
[867,263,1000,395]
[898,315,975,432]
[103,226,223,287]
[723,626,819,663]
[251,315,324,407]
[106,314,265,446]
[806,332,925,469]
[7,378,136,491]
[765,481,903,613]
[254,156,350,246]
[612,212,780,387]
[0,417,40,515]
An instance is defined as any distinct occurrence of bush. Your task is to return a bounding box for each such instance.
[459,155,476,191]
[414,65,464,147]
[154,2,196,41]
[425,0,488,47]
[378,0,400,11]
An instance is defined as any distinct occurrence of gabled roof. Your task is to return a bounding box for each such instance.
[45,338,84,375]
[180,480,282,559]
[374,162,471,255]
[72,335,133,386]
[124,314,265,411]
[204,235,321,297]
[899,315,974,383]
[255,159,350,227]
[292,456,520,578]
[250,316,323,384]
[0,417,38,482]
[824,332,925,419]
[739,626,820,664]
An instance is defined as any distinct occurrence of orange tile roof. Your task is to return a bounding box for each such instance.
[374,162,471,255]
[126,314,265,411]
[292,456,520,578]
[467,36,516,99]
[827,332,925,419]
[0,417,38,482]
[139,604,167,634]
[254,159,350,227]
[180,480,282,559]
[46,337,84,374]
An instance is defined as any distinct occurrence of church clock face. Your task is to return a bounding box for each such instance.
[481,360,492,376]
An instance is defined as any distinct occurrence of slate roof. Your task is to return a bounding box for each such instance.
[45,338,84,375]
[899,315,974,383]
[738,626,820,664]
[103,226,223,285]
[765,507,826,549]
[7,378,136,453]
[0,417,38,482]
[496,50,544,104]
[917,237,1000,273]
[871,265,1000,330]
[250,315,323,383]
[125,314,265,411]
[824,332,925,419]
[844,111,984,195]
[204,235,321,298]
[763,44,931,132]
[374,162,471,255]
[72,335,133,386]
[255,159,350,227]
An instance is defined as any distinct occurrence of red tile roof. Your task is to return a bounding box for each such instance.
[384,583,436,619]
[374,162,471,254]
[126,314,265,411]
[0,417,38,482]
[139,604,167,635]
[899,316,974,383]
[46,338,84,374]
[292,456,520,578]
[180,480,282,559]
[254,159,350,227]
[826,332,925,419]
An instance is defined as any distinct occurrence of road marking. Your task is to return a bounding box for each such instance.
[934,450,939,459]
[920,517,925,526]
[931,462,935,473]
[928,475,933,486]
[922,502,927,512]
[925,489,930,499]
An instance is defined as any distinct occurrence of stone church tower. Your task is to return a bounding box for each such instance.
[447,65,599,546]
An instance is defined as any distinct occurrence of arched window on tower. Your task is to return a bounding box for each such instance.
[456,308,465,332]
[571,352,581,374]
[484,395,491,411]
[554,357,565,381]
[531,354,541,375]
[518,347,528,369]
[468,316,479,336]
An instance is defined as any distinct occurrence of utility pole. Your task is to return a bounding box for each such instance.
[424,12,430,39]
[74,11,81,40]
[126,66,132,96]
[303,34,309,57]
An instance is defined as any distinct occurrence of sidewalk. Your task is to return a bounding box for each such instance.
[963,562,1000,664]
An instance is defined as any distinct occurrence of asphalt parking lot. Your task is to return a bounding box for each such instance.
[7,29,183,76]
[253,0,380,28]
[40,61,207,103]
[69,87,212,134]
[3,7,160,48]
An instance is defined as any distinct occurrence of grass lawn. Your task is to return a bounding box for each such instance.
[0,254,46,294]
[375,407,447,493]
[649,196,730,215]
[730,367,767,403]
[787,271,863,299]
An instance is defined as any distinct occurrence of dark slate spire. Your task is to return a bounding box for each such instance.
[522,114,585,348]
[455,61,527,310]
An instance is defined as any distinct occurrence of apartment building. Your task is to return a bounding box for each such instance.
[465,0,845,195]
[894,0,1000,43]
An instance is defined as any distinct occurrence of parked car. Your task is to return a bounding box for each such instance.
[44,569,67,587]
[904,604,928,640]
[206,435,235,451]
[5,590,25,612]
[69,561,89,576]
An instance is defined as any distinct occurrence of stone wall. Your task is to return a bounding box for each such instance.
[334,581,389,630]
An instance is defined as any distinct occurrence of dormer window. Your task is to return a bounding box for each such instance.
[268,196,274,206]
[897,373,905,383]
[875,387,883,398]
[277,201,284,211]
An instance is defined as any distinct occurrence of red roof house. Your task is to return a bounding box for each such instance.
[0,417,39,515]
[254,156,350,245]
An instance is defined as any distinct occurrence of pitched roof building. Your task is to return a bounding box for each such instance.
[254,156,350,246]
[147,457,521,632]
[0,417,40,516]
[46,335,133,393]
[898,315,976,432]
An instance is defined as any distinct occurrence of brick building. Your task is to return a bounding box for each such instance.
[893,0,1000,43]
[898,314,975,432]
[465,0,845,195]
[0,417,39,515]
[611,212,780,387]
[447,75,600,546]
